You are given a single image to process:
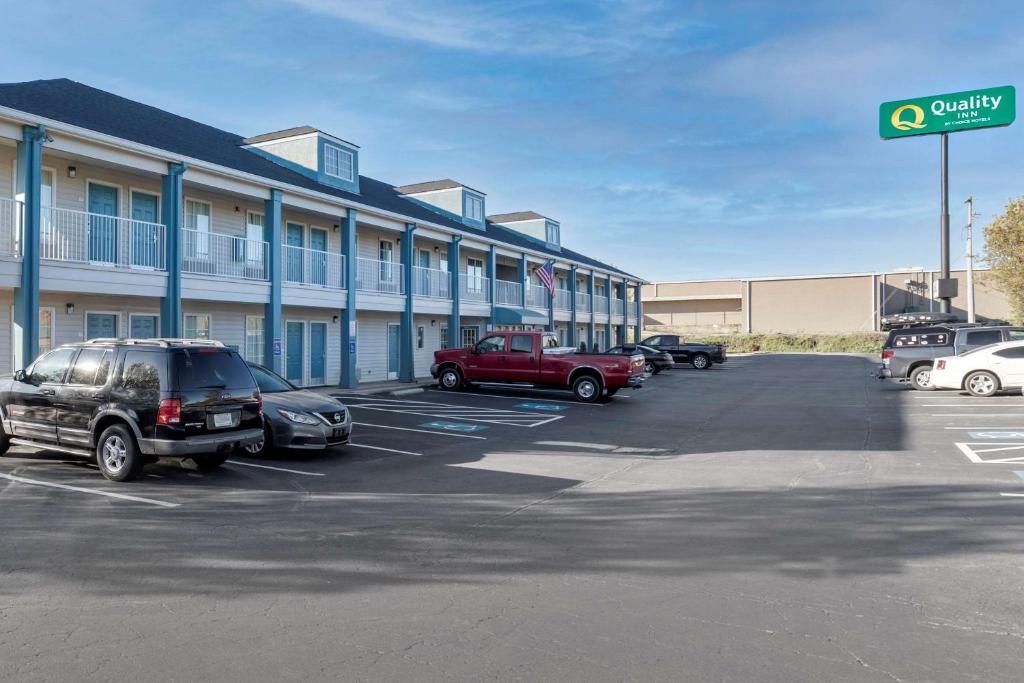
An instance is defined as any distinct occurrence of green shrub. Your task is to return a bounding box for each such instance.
[654,333,886,354]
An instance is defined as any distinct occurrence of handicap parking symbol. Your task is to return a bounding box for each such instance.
[968,431,1024,440]
[514,402,568,412]
[421,421,488,433]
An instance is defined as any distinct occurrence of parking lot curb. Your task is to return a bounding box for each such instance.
[391,387,426,396]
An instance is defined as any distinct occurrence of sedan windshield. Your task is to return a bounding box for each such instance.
[248,364,296,393]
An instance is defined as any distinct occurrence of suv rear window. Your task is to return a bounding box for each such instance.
[891,332,951,347]
[173,350,256,390]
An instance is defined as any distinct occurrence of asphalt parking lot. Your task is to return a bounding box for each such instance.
[3,354,1024,682]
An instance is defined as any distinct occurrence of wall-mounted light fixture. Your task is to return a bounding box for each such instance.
[333,224,340,233]
[67,166,76,178]
[430,319,436,327]
[65,303,75,315]
[434,246,439,253]
[332,315,339,324]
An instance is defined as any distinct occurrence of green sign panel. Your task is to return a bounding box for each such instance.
[880,85,1015,139]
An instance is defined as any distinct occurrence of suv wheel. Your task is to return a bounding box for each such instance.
[438,366,463,391]
[910,365,935,391]
[644,360,655,374]
[965,370,999,397]
[572,375,601,403]
[691,353,711,370]
[96,424,143,482]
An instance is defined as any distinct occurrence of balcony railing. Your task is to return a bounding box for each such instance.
[412,265,451,298]
[593,294,609,312]
[40,206,166,270]
[495,279,521,306]
[460,274,490,302]
[554,288,572,311]
[284,244,344,289]
[356,257,403,294]
[528,284,549,309]
[612,299,625,316]
[182,228,267,280]
[0,198,21,258]
[627,305,637,322]
[575,291,590,311]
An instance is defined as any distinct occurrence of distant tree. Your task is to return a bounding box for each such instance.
[984,198,1024,324]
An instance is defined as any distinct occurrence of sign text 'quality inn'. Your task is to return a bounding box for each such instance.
[879,85,1015,139]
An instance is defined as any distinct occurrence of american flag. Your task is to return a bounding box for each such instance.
[535,260,556,296]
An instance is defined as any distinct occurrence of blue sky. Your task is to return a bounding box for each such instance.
[2,0,1022,281]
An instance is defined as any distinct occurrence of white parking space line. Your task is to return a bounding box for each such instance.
[225,460,326,476]
[999,493,1024,498]
[348,443,422,456]
[0,473,180,508]
[944,426,1024,430]
[930,413,1024,417]
[352,422,487,440]
[341,397,566,428]
[920,403,1024,407]
[955,442,1024,464]
[432,388,604,406]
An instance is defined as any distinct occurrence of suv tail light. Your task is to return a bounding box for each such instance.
[881,350,895,361]
[156,398,182,425]
[936,359,946,370]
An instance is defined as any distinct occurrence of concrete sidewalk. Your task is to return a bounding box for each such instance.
[308,378,434,398]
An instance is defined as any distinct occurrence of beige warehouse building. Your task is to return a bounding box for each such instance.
[642,268,1013,335]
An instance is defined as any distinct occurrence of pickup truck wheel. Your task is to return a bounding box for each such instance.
[572,375,601,403]
[691,353,710,370]
[438,367,463,391]
[909,365,935,391]
[96,424,144,482]
[965,370,999,397]
[189,453,230,471]
[0,426,9,456]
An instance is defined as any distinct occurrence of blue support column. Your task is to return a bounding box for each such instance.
[546,276,554,333]
[486,245,497,330]
[399,223,416,382]
[568,265,578,348]
[617,282,628,345]
[519,253,528,309]
[160,161,185,338]
[340,208,358,387]
[263,189,283,374]
[605,275,613,351]
[448,235,462,346]
[633,283,642,343]
[587,271,595,351]
[14,125,45,369]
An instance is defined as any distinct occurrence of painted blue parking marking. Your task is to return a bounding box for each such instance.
[1014,471,1024,481]
[968,431,1024,440]
[420,421,489,433]
[514,402,568,412]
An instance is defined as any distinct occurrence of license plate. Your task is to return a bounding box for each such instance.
[213,412,233,428]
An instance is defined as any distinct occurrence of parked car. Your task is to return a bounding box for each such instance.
[0,339,263,481]
[930,340,1024,396]
[431,330,645,402]
[607,344,674,375]
[243,363,352,455]
[877,324,1024,390]
[640,335,726,369]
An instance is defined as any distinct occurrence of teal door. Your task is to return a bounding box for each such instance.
[387,323,400,379]
[286,321,304,384]
[130,192,159,268]
[130,315,158,339]
[310,228,327,286]
[88,184,119,263]
[310,322,327,384]
[286,223,304,282]
[86,313,118,340]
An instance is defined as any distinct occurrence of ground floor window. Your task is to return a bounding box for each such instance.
[440,324,448,350]
[245,316,265,365]
[184,313,211,340]
[38,307,55,354]
[460,325,479,348]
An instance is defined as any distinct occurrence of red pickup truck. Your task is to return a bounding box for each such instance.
[431,330,645,402]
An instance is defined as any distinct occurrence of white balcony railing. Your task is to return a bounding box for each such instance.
[554,288,572,311]
[612,299,625,316]
[627,305,637,322]
[356,257,403,294]
[182,228,267,280]
[412,265,451,298]
[593,295,609,313]
[575,291,590,311]
[0,198,21,258]
[495,279,521,306]
[460,274,489,302]
[528,284,549,309]
[39,206,166,270]
[284,244,344,289]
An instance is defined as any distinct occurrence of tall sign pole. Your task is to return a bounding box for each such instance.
[965,196,976,323]
[880,85,1015,317]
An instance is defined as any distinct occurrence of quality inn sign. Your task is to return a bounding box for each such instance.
[879,85,1015,139]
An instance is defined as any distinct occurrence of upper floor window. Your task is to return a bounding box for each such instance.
[465,193,484,222]
[324,144,354,182]
[545,221,560,245]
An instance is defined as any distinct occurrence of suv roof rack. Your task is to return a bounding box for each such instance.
[83,338,226,347]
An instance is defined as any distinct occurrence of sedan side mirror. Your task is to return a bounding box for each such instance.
[13,369,26,382]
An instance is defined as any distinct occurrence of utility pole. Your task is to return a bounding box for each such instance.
[939,132,951,313]
[965,196,976,323]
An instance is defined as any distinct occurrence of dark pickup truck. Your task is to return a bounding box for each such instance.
[431,330,645,402]
[640,335,726,369]
[878,324,1024,390]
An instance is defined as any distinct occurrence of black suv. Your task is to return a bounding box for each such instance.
[878,324,1024,390]
[0,339,263,481]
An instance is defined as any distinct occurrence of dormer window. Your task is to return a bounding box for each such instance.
[465,193,484,222]
[324,144,354,182]
[545,221,560,246]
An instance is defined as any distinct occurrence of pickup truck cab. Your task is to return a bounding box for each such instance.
[431,331,645,402]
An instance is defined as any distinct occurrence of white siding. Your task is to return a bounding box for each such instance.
[39,293,164,346]
[184,187,262,238]
[0,145,15,198]
[413,314,442,378]
[356,311,397,382]
[0,288,12,372]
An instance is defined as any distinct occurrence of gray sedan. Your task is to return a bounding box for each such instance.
[243,363,353,456]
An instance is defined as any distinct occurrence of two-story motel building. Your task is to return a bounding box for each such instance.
[0,79,642,387]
